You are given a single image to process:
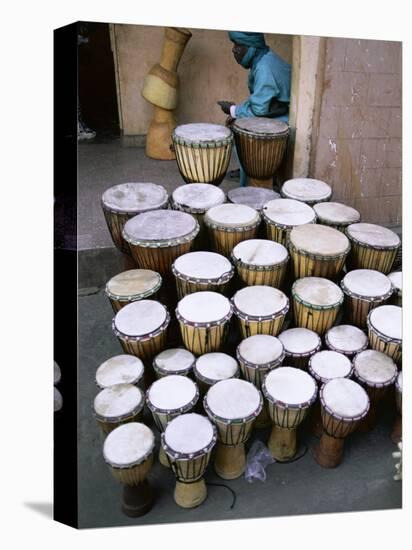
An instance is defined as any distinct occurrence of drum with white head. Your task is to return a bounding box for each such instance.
[93,383,145,434]
[278,328,322,370]
[388,271,402,306]
[313,201,360,232]
[237,334,285,388]
[153,348,195,378]
[367,305,402,364]
[228,187,280,211]
[194,353,239,395]
[281,178,332,205]
[96,355,144,389]
[325,325,368,357]
[262,198,316,246]
[308,351,353,385]
[105,269,162,312]
[346,223,400,274]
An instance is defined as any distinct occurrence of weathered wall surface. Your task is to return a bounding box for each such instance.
[310,38,402,227]
[110,24,293,135]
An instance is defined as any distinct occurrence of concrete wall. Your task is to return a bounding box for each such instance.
[110,24,293,135]
[310,37,402,227]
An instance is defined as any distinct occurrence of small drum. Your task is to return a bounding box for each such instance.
[176,291,233,355]
[262,367,317,460]
[122,210,199,275]
[346,223,400,274]
[388,271,402,306]
[105,269,162,312]
[289,224,350,279]
[313,202,360,233]
[112,300,170,362]
[232,285,289,338]
[172,251,234,299]
[204,378,262,479]
[96,355,145,389]
[281,178,332,205]
[93,383,145,434]
[324,325,368,358]
[315,378,369,468]
[232,117,289,188]
[101,182,168,254]
[262,198,316,246]
[231,239,289,288]
[353,349,397,431]
[172,123,233,185]
[153,348,195,378]
[341,269,393,328]
[193,352,240,396]
[292,277,343,335]
[392,371,403,443]
[204,203,260,257]
[367,305,402,364]
[228,186,280,211]
[162,413,217,508]
[278,328,321,370]
[103,422,155,517]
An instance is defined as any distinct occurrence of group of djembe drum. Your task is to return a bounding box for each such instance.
[92,119,402,519]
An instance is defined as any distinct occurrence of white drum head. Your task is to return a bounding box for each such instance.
[106,269,161,299]
[369,305,402,340]
[279,328,321,355]
[234,117,289,135]
[265,367,316,406]
[147,375,197,411]
[326,325,368,354]
[233,285,288,317]
[388,271,402,292]
[238,334,284,365]
[195,353,239,382]
[293,277,343,306]
[354,350,397,386]
[177,291,231,324]
[164,413,215,455]
[102,182,168,213]
[96,355,144,388]
[123,210,197,243]
[103,423,155,467]
[206,378,261,420]
[232,239,288,266]
[174,123,231,142]
[174,251,232,280]
[206,203,259,228]
[314,202,360,224]
[114,300,167,337]
[263,198,315,226]
[290,224,349,256]
[94,384,143,420]
[228,187,280,210]
[342,269,392,298]
[172,183,225,211]
[322,378,369,419]
[309,351,352,382]
[282,178,332,202]
[154,348,195,373]
[347,223,400,248]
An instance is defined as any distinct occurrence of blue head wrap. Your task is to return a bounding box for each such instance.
[228,31,267,49]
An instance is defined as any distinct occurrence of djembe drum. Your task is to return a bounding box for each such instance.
[204,203,260,257]
[236,334,285,428]
[105,269,162,313]
[153,348,196,379]
[388,271,402,306]
[367,305,402,364]
[193,352,240,396]
[146,374,199,466]
[289,224,350,279]
[103,422,155,517]
[93,383,145,434]
[231,239,289,288]
[341,269,393,328]
[278,327,322,370]
[176,291,233,355]
[204,378,262,479]
[232,285,289,338]
[281,178,332,205]
[112,300,170,362]
[122,210,199,275]
[291,277,343,335]
[346,223,400,274]
[162,413,217,508]
[392,371,402,444]
[262,198,316,247]
[172,123,233,185]
[308,350,353,437]
[172,251,234,299]
[313,201,360,233]
[95,355,145,390]
[353,349,398,431]
[314,378,369,468]
[228,186,280,211]
[101,182,168,254]
[232,117,289,188]
[262,367,317,460]
[324,325,368,358]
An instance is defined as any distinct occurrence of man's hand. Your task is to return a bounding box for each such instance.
[217,100,235,115]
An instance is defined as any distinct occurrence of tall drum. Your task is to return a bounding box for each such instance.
[367,305,402,364]
[232,117,289,188]
[292,277,343,335]
[278,328,322,370]
[281,178,332,205]
[324,325,368,358]
[232,285,289,338]
[172,123,233,185]
[194,353,240,396]
[93,383,145,434]
[346,223,400,274]
[123,210,199,275]
[101,182,168,254]
[152,348,195,378]
[289,224,350,279]
[262,198,316,246]
[313,202,360,233]
[96,355,145,390]
[105,269,162,313]
[228,187,280,211]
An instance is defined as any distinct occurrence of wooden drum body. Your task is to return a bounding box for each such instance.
[262,198,316,247]
[346,223,400,274]
[367,305,402,364]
